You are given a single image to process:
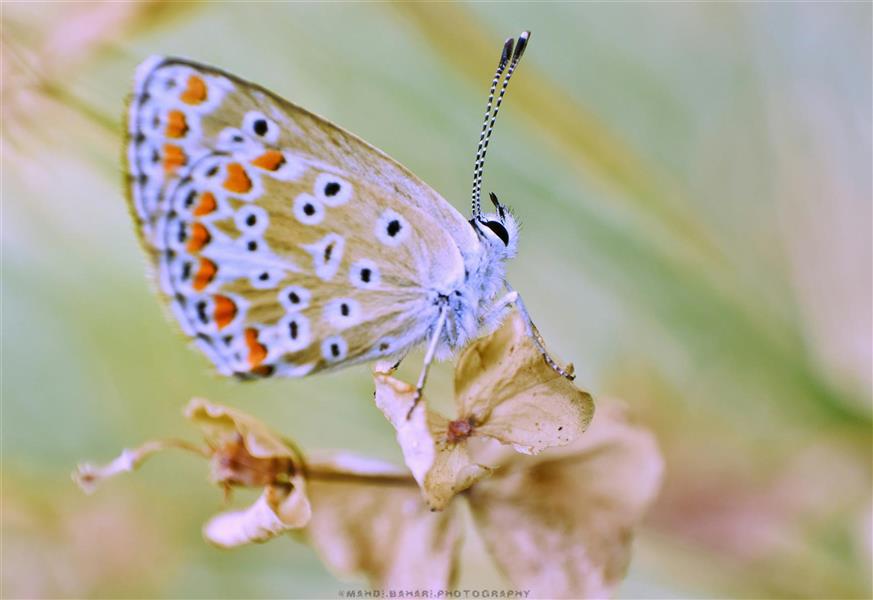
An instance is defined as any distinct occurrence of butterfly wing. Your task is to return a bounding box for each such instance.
[125,56,472,378]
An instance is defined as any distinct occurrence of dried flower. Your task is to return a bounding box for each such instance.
[73,398,311,548]
[308,403,661,598]
[74,314,662,597]
[375,310,595,510]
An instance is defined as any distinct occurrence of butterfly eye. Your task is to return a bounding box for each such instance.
[242,111,280,144]
[483,220,510,246]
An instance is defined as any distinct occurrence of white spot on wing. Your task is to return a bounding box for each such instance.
[302,233,344,281]
[349,259,381,289]
[249,269,284,290]
[373,336,398,357]
[321,335,348,362]
[278,285,311,312]
[192,156,226,185]
[275,313,311,352]
[375,209,410,247]
[314,173,352,207]
[234,205,269,236]
[292,193,325,225]
[217,127,262,156]
[323,298,362,329]
[173,182,199,216]
[242,111,280,145]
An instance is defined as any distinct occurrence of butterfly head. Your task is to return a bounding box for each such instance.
[471,192,518,260]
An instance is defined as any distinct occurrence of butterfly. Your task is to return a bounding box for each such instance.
[124,30,572,406]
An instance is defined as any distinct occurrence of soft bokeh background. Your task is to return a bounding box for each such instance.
[2,2,871,598]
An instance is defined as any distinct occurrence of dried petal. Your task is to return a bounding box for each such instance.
[305,452,462,590]
[374,370,490,510]
[425,431,492,511]
[373,371,435,485]
[73,449,144,495]
[184,397,296,460]
[72,439,204,494]
[455,311,595,454]
[203,481,312,548]
[468,401,663,599]
[310,451,410,479]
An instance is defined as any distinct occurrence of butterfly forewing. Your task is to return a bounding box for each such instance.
[125,57,467,378]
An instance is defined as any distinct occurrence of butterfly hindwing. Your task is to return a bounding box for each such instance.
[125,56,468,378]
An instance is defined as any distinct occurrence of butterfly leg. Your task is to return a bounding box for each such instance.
[481,290,518,329]
[406,302,450,419]
[505,283,575,380]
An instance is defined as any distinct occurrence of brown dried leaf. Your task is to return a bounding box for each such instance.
[304,452,462,590]
[455,311,595,454]
[374,370,491,510]
[467,401,663,599]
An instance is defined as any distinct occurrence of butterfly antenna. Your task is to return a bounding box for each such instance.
[471,30,530,219]
[471,36,513,218]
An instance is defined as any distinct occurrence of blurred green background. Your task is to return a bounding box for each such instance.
[2,2,871,598]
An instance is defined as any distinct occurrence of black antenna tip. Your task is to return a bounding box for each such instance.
[501,37,514,64]
[513,30,531,60]
[489,192,500,208]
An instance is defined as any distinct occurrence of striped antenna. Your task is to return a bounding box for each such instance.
[470,30,530,218]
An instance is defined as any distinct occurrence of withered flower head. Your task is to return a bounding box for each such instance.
[73,314,663,598]
[185,398,312,547]
[73,398,311,548]
[304,403,661,598]
[375,310,596,510]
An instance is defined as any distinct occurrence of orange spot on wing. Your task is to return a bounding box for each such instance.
[163,144,186,174]
[251,150,285,171]
[180,75,207,105]
[213,295,237,330]
[193,191,217,216]
[223,163,252,193]
[193,257,217,291]
[186,222,211,253]
[244,328,267,368]
[165,110,188,138]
